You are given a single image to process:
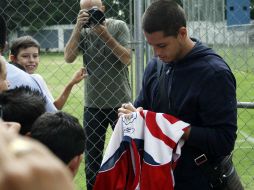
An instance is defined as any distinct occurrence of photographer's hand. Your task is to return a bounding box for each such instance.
[64,9,89,63]
[92,23,131,66]
[92,23,108,39]
[76,9,90,31]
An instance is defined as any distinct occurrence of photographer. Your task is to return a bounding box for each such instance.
[64,0,132,189]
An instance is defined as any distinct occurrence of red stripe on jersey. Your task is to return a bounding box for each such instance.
[162,113,179,124]
[145,111,176,149]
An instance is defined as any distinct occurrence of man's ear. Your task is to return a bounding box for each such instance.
[178,27,187,39]
[9,54,16,62]
[68,154,83,177]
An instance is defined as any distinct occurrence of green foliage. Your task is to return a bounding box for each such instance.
[0,0,130,31]
[1,0,80,30]
[1,0,253,31]
[103,0,130,23]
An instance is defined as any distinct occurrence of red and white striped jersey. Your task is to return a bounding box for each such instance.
[93,110,190,190]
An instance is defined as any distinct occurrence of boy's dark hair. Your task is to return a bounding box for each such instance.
[0,15,7,53]
[30,111,86,164]
[10,35,40,57]
[142,0,186,37]
[0,86,46,135]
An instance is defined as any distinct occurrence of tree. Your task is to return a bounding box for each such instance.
[1,0,80,30]
[1,0,252,31]
[103,0,130,23]
[0,0,131,31]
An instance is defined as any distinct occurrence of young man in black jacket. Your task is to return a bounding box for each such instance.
[119,1,243,189]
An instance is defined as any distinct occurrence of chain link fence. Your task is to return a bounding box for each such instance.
[1,0,254,189]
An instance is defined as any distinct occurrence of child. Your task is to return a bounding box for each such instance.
[9,36,87,110]
[0,16,56,112]
[0,86,46,135]
[30,111,86,177]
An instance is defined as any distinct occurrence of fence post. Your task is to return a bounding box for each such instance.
[134,0,144,97]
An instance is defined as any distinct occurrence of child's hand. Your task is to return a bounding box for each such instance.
[70,67,88,85]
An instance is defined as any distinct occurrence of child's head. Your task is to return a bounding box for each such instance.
[10,36,40,74]
[30,111,85,177]
[0,86,46,135]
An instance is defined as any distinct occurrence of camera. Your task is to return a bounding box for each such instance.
[84,7,105,28]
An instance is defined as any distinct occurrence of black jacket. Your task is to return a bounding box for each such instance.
[134,40,237,189]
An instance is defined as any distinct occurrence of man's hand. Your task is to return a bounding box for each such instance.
[92,23,110,40]
[118,102,143,117]
[181,127,191,141]
[76,9,90,31]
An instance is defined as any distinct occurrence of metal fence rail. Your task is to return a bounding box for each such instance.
[237,102,254,109]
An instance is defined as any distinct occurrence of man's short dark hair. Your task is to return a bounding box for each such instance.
[30,111,86,164]
[10,35,40,57]
[0,86,46,135]
[0,15,7,53]
[142,0,186,37]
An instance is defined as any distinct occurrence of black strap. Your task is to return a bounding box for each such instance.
[156,58,163,82]
[155,59,167,113]
[193,152,237,189]
[156,59,174,113]
[195,154,224,189]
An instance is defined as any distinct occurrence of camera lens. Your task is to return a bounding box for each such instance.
[84,8,105,28]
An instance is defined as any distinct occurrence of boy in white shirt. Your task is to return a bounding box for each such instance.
[9,35,87,110]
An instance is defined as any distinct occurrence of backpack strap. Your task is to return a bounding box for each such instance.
[157,58,163,82]
[154,58,172,113]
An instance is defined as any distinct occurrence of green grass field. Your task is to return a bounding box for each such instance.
[37,50,254,190]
